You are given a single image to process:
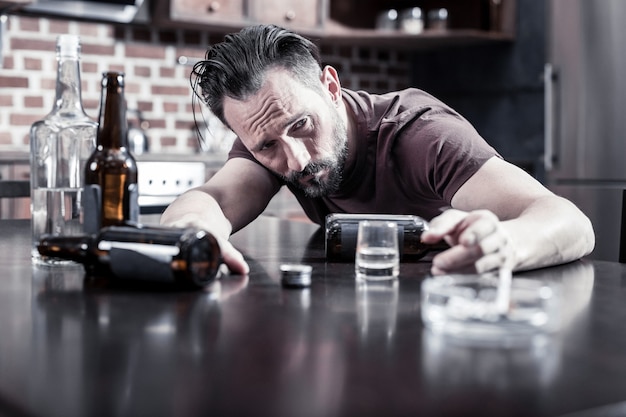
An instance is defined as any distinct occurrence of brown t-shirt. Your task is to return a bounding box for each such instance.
[228,88,500,225]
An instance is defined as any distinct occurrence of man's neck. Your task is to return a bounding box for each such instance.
[340,97,358,169]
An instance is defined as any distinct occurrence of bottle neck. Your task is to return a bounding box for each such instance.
[96,72,129,150]
[37,235,94,263]
[52,55,87,117]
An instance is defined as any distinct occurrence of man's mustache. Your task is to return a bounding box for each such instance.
[285,161,331,183]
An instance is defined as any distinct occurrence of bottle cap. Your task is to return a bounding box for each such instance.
[280,264,312,288]
[57,35,80,58]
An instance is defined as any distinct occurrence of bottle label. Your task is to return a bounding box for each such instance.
[339,222,359,259]
[100,240,180,282]
[84,176,139,233]
[128,183,139,222]
[83,184,102,235]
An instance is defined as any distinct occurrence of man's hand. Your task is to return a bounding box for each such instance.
[213,236,250,275]
[421,209,515,275]
[161,211,250,276]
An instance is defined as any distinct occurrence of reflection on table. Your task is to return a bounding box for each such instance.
[0,217,623,417]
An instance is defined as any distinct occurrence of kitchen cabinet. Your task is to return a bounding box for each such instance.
[8,0,514,50]
[251,0,325,30]
[325,0,515,49]
[153,0,325,31]
[153,0,251,30]
[0,0,29,9]
[154,0,515,49]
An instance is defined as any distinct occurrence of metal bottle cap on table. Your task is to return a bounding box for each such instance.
[280,264,312,288]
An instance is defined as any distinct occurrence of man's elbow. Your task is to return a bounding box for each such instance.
[560,208,596,262]
[578,214,596,258]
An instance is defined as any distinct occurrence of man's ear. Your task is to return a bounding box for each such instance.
[321,65,342,105]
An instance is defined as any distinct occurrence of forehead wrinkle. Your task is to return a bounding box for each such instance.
[246,95,294,142]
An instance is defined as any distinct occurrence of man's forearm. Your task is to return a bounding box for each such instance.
[504,195,595,271]
[160,189,233,241]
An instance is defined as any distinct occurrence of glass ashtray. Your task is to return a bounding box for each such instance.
[421,274,562,345]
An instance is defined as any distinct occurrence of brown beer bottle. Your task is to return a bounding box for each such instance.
[37,225,222,289]
[84,71,138,234]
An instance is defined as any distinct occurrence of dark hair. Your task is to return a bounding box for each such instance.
[191,24,323,126]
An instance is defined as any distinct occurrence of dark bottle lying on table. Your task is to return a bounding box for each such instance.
[325,213,432,261]
[37,225,222,289]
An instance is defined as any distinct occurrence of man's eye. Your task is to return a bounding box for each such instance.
[260,140,277,151]
[293,118,308,130]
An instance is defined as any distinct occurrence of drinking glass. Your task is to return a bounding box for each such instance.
[355,220,399,281]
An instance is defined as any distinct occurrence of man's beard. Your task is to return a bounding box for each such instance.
[284,158,344,197]
[282,111,347,198]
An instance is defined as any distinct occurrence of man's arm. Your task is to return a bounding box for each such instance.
[160,158,281,274]
[422,156,595,274]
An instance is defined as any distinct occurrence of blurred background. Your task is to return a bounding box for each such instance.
[9,0,601,256]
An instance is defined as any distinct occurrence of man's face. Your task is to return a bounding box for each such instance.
[223,68,347,198]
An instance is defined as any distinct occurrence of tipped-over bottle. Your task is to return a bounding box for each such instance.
[37,225,222,288]
[325,213,431,260]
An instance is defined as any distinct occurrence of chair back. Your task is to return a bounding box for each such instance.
[0,180,30,219]
[0,180,30,198]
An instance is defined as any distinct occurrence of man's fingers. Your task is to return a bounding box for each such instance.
[430,244,481,274]
[218,239,250,275]
[421,209,467,243]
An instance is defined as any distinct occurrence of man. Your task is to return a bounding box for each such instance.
[161,24,595,276]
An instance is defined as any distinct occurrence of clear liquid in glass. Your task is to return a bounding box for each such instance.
[355,247,399,280]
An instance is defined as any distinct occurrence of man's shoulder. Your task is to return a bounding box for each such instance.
[344,88,458,124]
[345,87,445,107]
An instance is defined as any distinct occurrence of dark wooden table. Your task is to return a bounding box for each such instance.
[0,217,624,417]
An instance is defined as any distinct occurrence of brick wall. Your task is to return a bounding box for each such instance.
[0,15,410,154]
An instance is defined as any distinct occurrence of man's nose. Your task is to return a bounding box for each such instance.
[284,138,310,172]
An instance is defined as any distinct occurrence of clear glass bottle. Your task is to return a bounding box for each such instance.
[37,225,222,288]
[30,35,97,264]
[325,213,431,261]
[83,72,139,234]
